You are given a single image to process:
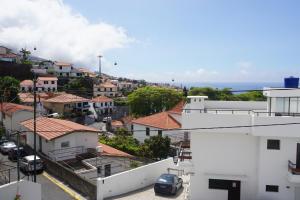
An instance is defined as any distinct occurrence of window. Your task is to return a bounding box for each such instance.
[44,81,48,84]
[47,88,51,91]
[51,81,55,84]
[131,124,134,133]
[105,102,107,106]
[97,166,102,174]
[146,127,150,136]
[59,66,62,69]
[266,185,279,192]
[110,88,112,91]
[61,141,70,148]
[158,130,162,136]
[105,164,111,177]
[267,139,280,150]
[22,87,25,91]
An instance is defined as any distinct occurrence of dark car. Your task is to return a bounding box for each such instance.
[8,147,27,161]
[154,174,183,195]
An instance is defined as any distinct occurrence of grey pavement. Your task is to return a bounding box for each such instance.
[0,152,73,200]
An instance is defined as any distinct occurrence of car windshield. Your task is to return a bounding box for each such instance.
[157,174,174,183]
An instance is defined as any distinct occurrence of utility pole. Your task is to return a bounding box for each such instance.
[98,55,102,79]
[33,74,37,182]
[17,131,20,181]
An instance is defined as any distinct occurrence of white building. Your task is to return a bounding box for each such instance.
[21,117,99,161]
[20,80,33,92]
[131,101,185,143]
[36,77,58,92]
[0,103,34,135]
[93,82,119,97]
[53,61,73,77]
[182,90,300,200]
[91,96,114,115]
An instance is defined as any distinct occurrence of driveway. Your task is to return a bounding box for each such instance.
[108,175,190,200]
[0,152,74,200]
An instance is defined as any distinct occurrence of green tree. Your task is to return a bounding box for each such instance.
[143,135,171,160]
[63,77,93,97]
[0,76,20,103]
[19,48,32,65]
[236,91,266,101]
[115,127,131,136]
[128,86,183,117]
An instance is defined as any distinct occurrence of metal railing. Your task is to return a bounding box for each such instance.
[48,146,85,161]
[288,160,300,175]
[184,108,300,117]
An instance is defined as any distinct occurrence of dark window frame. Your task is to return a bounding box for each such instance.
[146,127,150,136]
[267,139,280,150]
[266,185,279,192]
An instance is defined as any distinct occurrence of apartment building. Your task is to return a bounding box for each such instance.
[93,82,119,97]
[182,87,300,200]
[91,96,114,115]
[36,77,58,92]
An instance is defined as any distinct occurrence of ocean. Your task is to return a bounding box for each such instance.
[175,82,283,92]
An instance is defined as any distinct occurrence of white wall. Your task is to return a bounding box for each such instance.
[97,158,176,200]
[188,132,258,200]
[0,180,41,200]
[132,123,181,143]
[257,137,299,200]
[204,100,267,110]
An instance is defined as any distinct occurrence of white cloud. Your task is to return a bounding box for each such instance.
[0,0,133,69]
[237,61,253,75]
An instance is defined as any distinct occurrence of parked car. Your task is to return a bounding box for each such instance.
[0,142,17,154]
[154,174,183,195]
[47,113,60,118]
[0,138,9,145]
[8,147,27,161]
[20,155,44,173]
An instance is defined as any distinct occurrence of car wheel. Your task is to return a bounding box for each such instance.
[173,187,177,195]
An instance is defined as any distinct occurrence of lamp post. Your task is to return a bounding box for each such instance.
[98,55,102,78]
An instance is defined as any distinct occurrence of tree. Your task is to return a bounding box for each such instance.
[128,86,183,117]
[143,135,171,160]
[0,76,20,103]
[183,86,188,97]
[63,77,93,98]
[115,127,131,136]
[19,48,31,65]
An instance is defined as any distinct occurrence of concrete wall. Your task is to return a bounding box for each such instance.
[189,132,258,200]
[132,124,181,143]
[97,158,176,200]
[0,180,41,200]
[204,100,267,110]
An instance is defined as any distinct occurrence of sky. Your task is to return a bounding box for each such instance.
[1,0,300,83]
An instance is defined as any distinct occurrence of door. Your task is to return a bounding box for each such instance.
[104,164,111,177]
[209,179,241,200]
[297,143,300,168]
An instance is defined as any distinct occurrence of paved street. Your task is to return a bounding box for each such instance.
[0,152,73,200]
[108,175,190,200]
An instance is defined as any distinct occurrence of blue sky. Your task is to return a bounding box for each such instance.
[63,0,300,82]
[2,0,300,82]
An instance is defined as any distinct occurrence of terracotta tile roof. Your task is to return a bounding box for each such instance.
[99,143,133,158]
[44,93,90,103]
[78,68,92,73]
[21,117,99,140]
[132,111,181,130]
[19,93,50,103]
[0,103,33,116]
[54,61,72,66]
[168,101,185,115]
[99,82,117,88]
[37,77,58,81]
[111,120,123,127]
[20,80,33,86]
[92,96,113,103]
[0,53,18,58]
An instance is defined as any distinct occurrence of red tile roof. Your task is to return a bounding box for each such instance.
[132,111,181,130]
[21,117,99,140]
[54,61,72,66]
[92,96,113,103]
[0,53,18,58]
[44,93,90,103]
[20,80,33,86]
[99,143,133,158]
[99,82,117,88]
[0,103,33,116]
[19,93,50,103]
[111,120,123,127]
[37,77,58,81]
[168,101,185,115]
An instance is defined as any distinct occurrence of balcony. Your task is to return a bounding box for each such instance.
[287,160,300,183]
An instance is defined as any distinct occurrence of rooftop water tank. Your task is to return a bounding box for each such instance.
[284,76,299,88]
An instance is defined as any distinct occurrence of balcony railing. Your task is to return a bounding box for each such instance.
[288,160,300,175]
[184,108,300,117]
